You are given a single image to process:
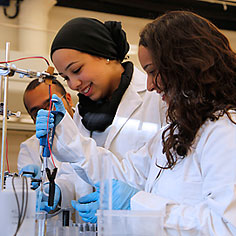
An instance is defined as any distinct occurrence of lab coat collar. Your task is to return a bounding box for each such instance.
[131,66,147,93]
[104,67,145,148]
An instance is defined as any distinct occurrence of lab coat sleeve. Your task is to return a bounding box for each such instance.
[131,117,236,236]
[55,162,92,208]
[17,135,92,208]
[52,112,156,190]
[55,162,76,208]
[17,135,41,171]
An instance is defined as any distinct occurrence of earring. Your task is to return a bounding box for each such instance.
[106,58,110,64]
[182,91,189,98]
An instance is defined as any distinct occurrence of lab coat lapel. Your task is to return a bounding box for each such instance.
[104,82,143,149]
[145,129,166,193]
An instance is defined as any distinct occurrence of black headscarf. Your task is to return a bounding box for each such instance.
[50,17,129,61]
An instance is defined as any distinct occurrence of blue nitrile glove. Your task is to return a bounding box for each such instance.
[71,179,139,223]
[36,182,61,212]
[19,164,41,189]
[36,110,54,139]
[51,94,66,115]
[36,94,66,139]
[72,191,99,223]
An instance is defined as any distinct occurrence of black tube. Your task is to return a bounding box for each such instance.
[62,210,70,227]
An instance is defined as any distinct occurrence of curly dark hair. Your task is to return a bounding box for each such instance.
[139,11,236,169]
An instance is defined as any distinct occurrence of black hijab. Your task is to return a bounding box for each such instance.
[51,17,129,61]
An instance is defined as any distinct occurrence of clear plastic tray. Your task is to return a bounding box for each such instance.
[97,210,164,236]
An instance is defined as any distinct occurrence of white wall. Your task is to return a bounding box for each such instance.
[0,2,236,172]
[0,4,153,117]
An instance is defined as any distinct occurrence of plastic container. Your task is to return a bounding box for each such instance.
[53,223,97,236]
[0,176,36,236]
[44,208,97,236]
[97,210,164,236]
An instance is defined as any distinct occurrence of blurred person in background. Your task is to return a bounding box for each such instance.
[19,79,91,212]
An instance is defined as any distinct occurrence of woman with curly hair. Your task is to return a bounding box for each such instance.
[36,11,236,234]
[139,10,236,169]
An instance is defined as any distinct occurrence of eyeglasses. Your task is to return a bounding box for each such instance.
[30,101,50,122]
[30,94,66,122]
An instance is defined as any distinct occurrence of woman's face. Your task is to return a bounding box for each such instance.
[138,45,168,103]
[52,49,120,101]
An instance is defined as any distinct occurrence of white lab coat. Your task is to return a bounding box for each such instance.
[17,135,92,208]
[73,66,166,159]
[52,106,236,235]
[52,66,166,185]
